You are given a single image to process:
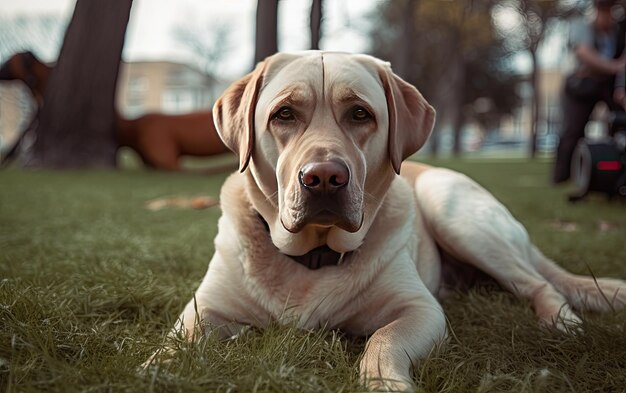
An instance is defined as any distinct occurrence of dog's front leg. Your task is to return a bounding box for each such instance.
[142,303,245,369]
[360,298,446,392]
[143,251,257,368]
[172,249,262,341]
[174,291,247,341]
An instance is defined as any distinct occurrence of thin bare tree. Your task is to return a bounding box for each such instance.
[172,18,232,102]
[310,0,323,50]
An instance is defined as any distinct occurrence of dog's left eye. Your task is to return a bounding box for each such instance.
[272,107,296,122]
[351,106,372,122]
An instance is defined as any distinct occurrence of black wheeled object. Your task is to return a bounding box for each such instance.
[569,112,626,202]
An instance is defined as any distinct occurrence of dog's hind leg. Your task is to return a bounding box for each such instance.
[414,168,585,330]
[529,245,626,312]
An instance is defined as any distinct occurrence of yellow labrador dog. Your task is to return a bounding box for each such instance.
[163,51,625,391]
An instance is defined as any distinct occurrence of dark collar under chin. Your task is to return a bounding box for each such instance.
[256,212,348,270]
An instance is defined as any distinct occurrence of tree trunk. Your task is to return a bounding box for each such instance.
[397,0,416,83]
[310,0,323,50]
[31,0,132,169]
[452,111,465,156]
[451,36,465,156]
[529,48,540,158]
[254,0,279,65]
[428,121,440,157]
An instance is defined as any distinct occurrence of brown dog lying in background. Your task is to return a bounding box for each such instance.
[116,110,229,170]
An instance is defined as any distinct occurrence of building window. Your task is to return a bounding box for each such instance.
[162,90,194,114]
[125,96,145,118]
[167,68,186,86]
[128,75,148,96]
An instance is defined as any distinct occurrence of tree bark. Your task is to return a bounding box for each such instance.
[529,48,540,158]
[397,0,416,83]
[254,0,279,65]
[32,0,132,169]
[451,32,465,157]
[452,59,466,157]
[310,0,323,50]
[428,120,441,157]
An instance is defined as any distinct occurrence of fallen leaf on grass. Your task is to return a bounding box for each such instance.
[549,220,578,233]
[597,220,615,233]
[145,196,218,211]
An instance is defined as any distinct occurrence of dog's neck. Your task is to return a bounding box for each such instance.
[256,212,347,269]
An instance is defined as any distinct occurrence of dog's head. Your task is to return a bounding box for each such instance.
[214,51,435,255]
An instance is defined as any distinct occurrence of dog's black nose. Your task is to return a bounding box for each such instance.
[299,161,349,194]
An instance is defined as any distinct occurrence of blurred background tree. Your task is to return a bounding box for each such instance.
[32,0,133,168]
[371,0,521,156]
[172,17,232,103]
[254,0,279,65]
[370,0,595,157]
[310,0,323,50]
[254,0,325,63]
[495,0,587,157]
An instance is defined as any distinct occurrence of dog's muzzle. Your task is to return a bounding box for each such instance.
[281,159,362,233]
[298,160,350,195]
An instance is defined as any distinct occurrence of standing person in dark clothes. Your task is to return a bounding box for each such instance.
[553,0,626,184]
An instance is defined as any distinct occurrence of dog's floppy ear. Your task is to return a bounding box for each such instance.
[379,65,436,174]
[213,61,266,172]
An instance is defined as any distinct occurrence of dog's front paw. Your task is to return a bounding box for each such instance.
[360,358,415,392]
[360,375,414,392]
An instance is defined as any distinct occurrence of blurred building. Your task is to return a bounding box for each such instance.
[500,66,610,154]
[427,66,569,156]
[116,60,222,119]
[499,67,565,152]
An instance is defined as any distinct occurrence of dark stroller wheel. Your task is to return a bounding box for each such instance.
[569,141,592,201]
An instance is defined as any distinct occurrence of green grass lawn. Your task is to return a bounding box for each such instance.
[1,158,625,392]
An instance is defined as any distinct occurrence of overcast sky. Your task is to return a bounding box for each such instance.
[0,0,381,79]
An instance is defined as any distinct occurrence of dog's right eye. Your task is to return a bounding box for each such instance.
[272,107,296,122]
[351,106,372,122]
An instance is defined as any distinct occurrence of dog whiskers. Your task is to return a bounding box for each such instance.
[363,191,382,206]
